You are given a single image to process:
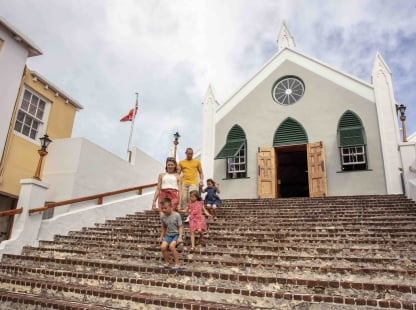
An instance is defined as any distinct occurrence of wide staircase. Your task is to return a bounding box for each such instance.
[0,195,415,309]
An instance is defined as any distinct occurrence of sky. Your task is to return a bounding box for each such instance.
[1,0,415,163]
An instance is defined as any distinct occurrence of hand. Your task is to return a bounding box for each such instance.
[177,238,183,244]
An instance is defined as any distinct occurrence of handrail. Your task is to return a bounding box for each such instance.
[0,208,23,217]
[28,182,157,215]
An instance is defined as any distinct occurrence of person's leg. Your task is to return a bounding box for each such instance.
[181,184,190,209]
[169,240,180,267]
[212,205,217,219]
[161,241,170,266]
[190,231,195,250]
[197,230,204,245]
[206,204,212,216]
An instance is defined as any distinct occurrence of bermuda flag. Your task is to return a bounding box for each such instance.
[120,100,138,122]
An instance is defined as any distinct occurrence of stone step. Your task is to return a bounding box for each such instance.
[0,260,415,309]
[9,248,416,280]
[1,194,415,309]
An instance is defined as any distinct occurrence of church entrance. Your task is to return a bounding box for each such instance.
[276,145,308,197]
[257,142,327,198]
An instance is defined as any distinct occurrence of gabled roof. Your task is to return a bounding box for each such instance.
[216,46,375,122]
[0,16,42,57]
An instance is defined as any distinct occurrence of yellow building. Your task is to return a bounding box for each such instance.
[0,67,83,239]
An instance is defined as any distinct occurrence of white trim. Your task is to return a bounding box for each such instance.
[216,48,374,122]
[0,17,42,57]
[30,70,83,110]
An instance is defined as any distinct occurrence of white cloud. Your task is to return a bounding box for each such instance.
[1,0,415,162]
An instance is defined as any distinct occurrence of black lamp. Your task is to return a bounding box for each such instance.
[173,132,180,159]
[33,134,53,180]
[39,134,52,151]
[396,104,408,142]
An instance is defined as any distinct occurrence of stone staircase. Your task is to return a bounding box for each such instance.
[0,194,415,309]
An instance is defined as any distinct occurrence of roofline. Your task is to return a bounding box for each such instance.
[0,16,42,57]
[217,47,374,117]
[30,70,84,110]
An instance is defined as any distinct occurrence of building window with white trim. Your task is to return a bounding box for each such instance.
[14,89,48,140]
[227,144,246,179]
[215,124,247,179]
[340,145,366,171]
[337,110,368,171]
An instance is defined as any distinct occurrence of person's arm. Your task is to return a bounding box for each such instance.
[215,183,220,194]
[158,225,167,243]
[198,164,204,186]
[177,225,183,244]
[177,162,182,175]
[152,173,163,209]
[176,174,183,211]
[199,184,205,193]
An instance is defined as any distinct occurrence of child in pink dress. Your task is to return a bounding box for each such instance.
[182,190,212,251]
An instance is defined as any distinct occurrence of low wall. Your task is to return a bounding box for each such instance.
[0,178,154,259]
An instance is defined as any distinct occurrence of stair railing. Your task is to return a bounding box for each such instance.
[28,183,157,215]
[0,208,23,217]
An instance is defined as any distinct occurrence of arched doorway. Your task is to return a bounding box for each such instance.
[257,118,327,198]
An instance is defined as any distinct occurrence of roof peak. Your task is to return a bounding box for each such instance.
[277,21,296,51]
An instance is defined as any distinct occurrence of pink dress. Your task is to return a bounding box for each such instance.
[188,200,207,233]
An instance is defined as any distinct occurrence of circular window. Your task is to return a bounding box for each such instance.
[272,76,305,105]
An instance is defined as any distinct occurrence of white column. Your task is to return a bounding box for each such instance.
[201,85,219,180]
[0,178,48,258]
[372,53,403,194]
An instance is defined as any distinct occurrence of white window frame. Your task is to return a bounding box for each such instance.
[340,145,367,170]
[227,144,247,179]
[14,88,50,144]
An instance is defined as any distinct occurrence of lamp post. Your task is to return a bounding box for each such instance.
[33,134,52,181]
[173,132,180,160]
[397,104,408,142]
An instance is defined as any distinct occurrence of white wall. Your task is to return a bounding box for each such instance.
[399,142,416,200]
[0,26,29,159]
[43,137,164,214]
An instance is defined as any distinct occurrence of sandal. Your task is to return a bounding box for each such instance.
[190,247,195,252]
[171,266,184,271]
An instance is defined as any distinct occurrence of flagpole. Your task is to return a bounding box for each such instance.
[127,92,139,162]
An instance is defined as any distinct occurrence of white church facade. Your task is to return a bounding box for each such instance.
[201,23,406,199]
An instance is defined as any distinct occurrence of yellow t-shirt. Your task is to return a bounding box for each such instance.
[179,159,201,185]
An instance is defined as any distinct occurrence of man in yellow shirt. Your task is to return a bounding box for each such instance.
[178,147,204,211]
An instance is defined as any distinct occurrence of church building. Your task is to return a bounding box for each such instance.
[201,23,405,199]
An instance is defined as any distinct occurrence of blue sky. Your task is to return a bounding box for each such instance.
[1,0,415,162]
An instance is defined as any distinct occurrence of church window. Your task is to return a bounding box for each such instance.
[14,88,49,141]
[337,111,367,171]
[272,76,305,105]
[215,125,247,179]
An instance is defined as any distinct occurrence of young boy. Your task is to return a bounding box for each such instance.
[158,197,183,269]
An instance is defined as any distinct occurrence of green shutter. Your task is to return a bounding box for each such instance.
[273,118,308,146]
[216,125,246,159]
[215,139,245,159]
[337,111,366,147]
[338,127,365,147]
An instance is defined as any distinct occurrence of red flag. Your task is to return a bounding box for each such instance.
[120,105,138,122]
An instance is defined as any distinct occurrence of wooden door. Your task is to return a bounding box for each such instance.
[307,141,327,197]
[257,147,276,198]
